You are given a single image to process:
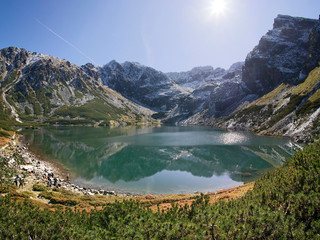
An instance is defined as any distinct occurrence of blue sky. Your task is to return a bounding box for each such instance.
[0,0,319,72]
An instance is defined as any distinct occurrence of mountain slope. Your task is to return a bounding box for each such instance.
[82,58,246,122]
[82,61,193,122]
[180,15,320,140]
[182,15,320,125]
[1,14,319,141]
[0,47,155,125]
[217,66,320,142]
[166,63,243,90]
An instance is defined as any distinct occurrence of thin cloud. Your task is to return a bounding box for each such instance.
[34,18,96,64]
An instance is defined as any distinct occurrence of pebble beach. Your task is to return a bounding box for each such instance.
[1,134,132,197]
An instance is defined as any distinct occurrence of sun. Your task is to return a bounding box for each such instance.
[209,0,227,16]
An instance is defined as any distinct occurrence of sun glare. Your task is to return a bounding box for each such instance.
[209,0,227,16]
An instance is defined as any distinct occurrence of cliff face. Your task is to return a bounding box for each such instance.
[242,15,319,95]
[181,15,320,124]
[211,17,320,142]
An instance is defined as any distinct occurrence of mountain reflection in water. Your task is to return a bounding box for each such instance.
[22,126,299,194]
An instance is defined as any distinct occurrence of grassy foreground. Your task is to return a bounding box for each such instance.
[0,141,320,239]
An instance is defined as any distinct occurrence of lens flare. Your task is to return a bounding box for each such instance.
[210,0,227,16]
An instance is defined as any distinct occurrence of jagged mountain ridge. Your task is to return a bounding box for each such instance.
[167,62,243,90]
[0,14,319,141]
[183,15,320,124]
[0,47,155,125]
[92,15,320,123]
[81,57,245,122]
[82,61,191,113]
[207,15,320,142]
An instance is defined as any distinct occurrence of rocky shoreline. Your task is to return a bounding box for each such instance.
[1,134,136,197]
[0,133,258,212]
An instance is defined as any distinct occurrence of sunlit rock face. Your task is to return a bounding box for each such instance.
[242,15,319,95]
[0,47,154,123]
[211,17,320,141]
[0,47,95,111]
[1,16,319,125]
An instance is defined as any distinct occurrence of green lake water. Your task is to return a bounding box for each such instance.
[21,126,299,194]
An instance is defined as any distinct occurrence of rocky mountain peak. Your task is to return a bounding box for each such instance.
[273,14,318,30]
[106,60,122,71]
[1,14,319,133]
[121,61,144,69]
[0,47,31,71]
[242,15,319,95]
[120,61,148,81]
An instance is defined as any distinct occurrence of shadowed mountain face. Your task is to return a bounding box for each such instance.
[82,61,194,121]
[181,15,320,141]
[22,126,298,194]
[81,59,246,121]
[81,15,320,123]
[242,15,319,95]
[1,15,320,140]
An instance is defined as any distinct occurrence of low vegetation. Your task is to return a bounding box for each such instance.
[223,66,320,140]
[0,140,319,239]
[53,98,121,121]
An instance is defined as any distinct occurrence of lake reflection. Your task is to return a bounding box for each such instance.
[22,126,299,194]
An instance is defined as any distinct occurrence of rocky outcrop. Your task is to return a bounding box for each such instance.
[209,16,320,142]
[101,61,190,112]
[82,61,192,119]
[176,15,320,123]
[242,15,319,95]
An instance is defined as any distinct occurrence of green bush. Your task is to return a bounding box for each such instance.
[49,197,79,206]
[24,106,32,115]
[0,141,320,238]
[32,184,47,192]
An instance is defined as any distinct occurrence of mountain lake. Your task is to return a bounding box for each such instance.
[21,126,300,195]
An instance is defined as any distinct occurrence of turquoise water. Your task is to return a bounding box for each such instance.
[22,126,298,194]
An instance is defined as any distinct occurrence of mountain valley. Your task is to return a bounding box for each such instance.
[0,14,319,142]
